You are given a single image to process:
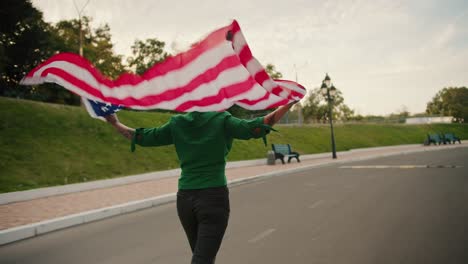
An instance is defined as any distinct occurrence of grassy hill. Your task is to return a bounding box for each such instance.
[1,97,466,193]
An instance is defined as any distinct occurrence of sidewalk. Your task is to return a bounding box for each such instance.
[1,143,466,245]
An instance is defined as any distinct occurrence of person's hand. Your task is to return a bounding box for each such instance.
[104,114,119,125]
[264,101,297,126]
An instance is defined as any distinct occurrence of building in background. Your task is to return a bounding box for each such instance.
[405,116,453,124]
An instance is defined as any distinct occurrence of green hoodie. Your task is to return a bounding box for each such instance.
[131,112,271,190]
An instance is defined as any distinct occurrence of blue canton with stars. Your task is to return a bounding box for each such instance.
[87,99,123,116]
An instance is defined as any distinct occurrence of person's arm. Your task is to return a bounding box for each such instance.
[104,114,135,140]
[105,113,173,151]
[224,101,297,143]
[263,101,297,126]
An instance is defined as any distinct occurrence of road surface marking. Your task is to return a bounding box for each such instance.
[305,183,317,187]
[308,200,324,209]
[248,228,276,243]
[339,165,463,169]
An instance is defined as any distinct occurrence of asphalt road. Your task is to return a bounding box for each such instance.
[1,147,467,264]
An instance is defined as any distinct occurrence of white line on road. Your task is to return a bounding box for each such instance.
[305,183,317,187]
[248,228,276,243]
[308,200,324,209]
[339,165,463,169]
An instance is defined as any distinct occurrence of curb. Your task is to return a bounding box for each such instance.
[0,149,344,205]
[0,143,466,246]
[0,193,176,246]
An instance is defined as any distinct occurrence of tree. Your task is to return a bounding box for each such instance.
[2,12,128,105]
[0,0,55,98]
[338,104,355,122]
[426,87,468,122]
[52,16,126,79]
[302,88,325,123]
[92,24,126,78]
[0,4,127,104]
[388,105,410,123]
[127,38,170,75]
[24,16,127,105]
[302,87,355,123]
[265,63,283,79]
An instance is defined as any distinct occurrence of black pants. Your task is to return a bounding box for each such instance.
[177,186,230,264]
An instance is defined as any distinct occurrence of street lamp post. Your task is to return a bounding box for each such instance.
[321,73,337,159]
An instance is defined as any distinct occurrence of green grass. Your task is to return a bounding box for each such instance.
[1,97,467,193]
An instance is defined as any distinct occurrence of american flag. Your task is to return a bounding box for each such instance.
[82,99,123,120]
[20,20,306,117]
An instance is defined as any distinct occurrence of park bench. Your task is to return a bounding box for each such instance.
[427,133,444,145]
[271,144,300,164]
[443,133,461,144]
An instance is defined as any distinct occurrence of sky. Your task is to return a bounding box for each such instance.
[31,0,468,115]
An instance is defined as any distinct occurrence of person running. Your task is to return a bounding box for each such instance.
[104,102,295,264]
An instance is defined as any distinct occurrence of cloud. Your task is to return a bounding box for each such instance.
[31,0,468,115]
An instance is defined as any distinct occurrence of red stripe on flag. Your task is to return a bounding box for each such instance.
[28,24,234,86]
[265,98,289,109]
[254,71,269,86]
[175,78,256,111]
[238,46,253,66]
[237,91,270,105]
[40,55,250,108]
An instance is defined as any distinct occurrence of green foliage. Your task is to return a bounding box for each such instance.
[1,97,467,193]
[52,16,126,79]
[387,106,410,123]
[302,88,324,122]
[302,87,354,122]
[127,38,170,75]
[21,16,127,105]
[0,0,55,97]
[265,63,283,79]
[338,104,355,121]
[426,87,468,123]
[358,115,385,122]
[0,1,126,105]
[51,19,83,53]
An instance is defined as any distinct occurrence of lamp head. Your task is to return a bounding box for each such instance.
[330,85,337,97]
[324,73,331,88]
[320,83,328,95]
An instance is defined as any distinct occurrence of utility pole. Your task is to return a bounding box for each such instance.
[74,0,90,106]
[74,0,91,57]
